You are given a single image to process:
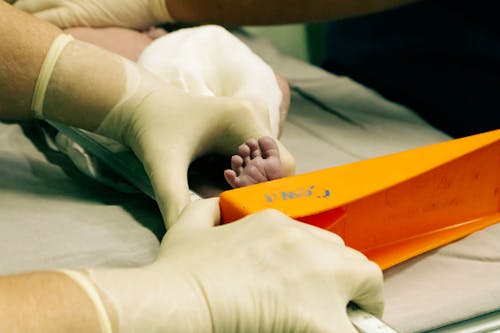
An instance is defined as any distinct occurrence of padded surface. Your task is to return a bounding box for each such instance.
[0,122,161,274]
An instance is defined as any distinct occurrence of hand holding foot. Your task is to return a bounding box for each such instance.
[224,136,285,188]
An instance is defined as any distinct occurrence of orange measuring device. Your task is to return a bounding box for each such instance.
[220,129,500,270]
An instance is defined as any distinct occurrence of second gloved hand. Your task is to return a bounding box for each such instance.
[14,0,172,28]
[88,198,385,332]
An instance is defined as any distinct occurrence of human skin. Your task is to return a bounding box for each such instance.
[224,136,284,188]
[0,271,112,332]
[0,5,112,323]
[165,0,419,25]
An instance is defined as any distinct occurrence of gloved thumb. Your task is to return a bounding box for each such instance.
[160,198,221,251]
[143,149,193,228]
[175,198,221,231]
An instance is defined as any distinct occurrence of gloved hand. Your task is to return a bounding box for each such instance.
[138,25,285,137]
[13,0,172,29]
[31,34,295,226]
[94,60,295,226]
[85,198,385,332]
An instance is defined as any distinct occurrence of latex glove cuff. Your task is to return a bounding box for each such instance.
[31,34,74,119]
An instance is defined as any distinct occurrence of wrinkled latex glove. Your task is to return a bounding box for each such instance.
[88,198,385,332]
[138,25,284,137]
[96,60,295,226]
[30,34,294,226]
[13,0,172,29]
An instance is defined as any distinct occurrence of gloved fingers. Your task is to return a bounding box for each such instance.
[13,0,60,12]
[159,198,221,258]
[352,263,384,318]
[345,259,385,318]
[284,225,378,282]
[169,198,221,235]
[300,243,384,329]
[142,149,193,228]
[151,173,191,229]
[276,219,384,318]
[308,239,384,317]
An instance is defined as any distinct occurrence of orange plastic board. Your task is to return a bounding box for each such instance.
[219,130,500,269]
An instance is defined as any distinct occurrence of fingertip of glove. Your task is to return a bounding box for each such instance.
[175,197,221,230]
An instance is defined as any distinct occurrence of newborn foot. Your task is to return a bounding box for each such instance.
[224,136,284,188]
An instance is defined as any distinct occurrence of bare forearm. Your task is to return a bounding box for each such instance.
[166,0,419,25]
[0,271,116,333]
[0,2,60,120]
[0,3,126,131]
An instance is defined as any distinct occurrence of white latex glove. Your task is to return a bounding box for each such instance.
[13,0,172,29]
[33,34,295,226]
[87,198,384,332]
[138,25,283,137]
[96,61,295,226]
